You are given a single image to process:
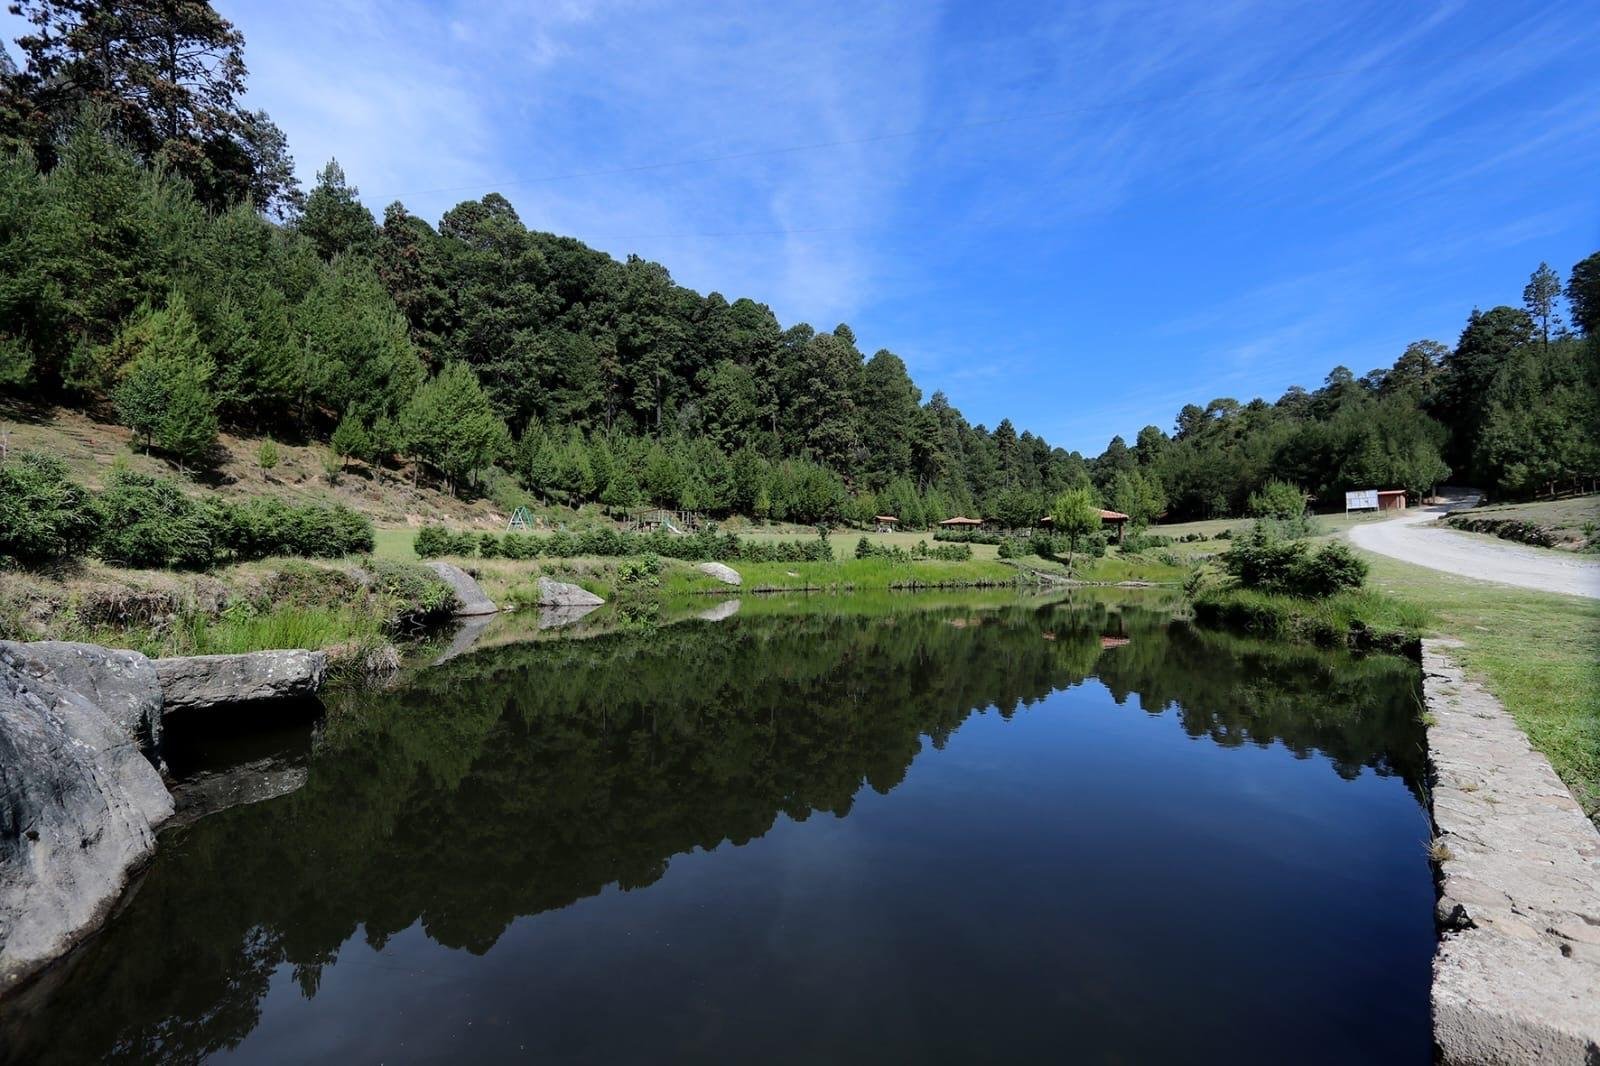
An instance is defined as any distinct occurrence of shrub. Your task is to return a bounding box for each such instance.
[218,499,373,560]
[1247,480,1306,519]
[367,558,455,624]
[1120,532,1173,553]
[1291,541,1368,598]
[414,524,451,559]
[0,453,99,566]
[478,531,502,559]
[1223,522,1367,598]
[93,471,219,569]
[1222,523,1307,592]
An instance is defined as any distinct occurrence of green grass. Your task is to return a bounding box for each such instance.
[1442,493,1599,552]
[732,556,1021,592]
[178,606,385,655]
[1074,554,1189,583]
[1357,552,1600,817]
[372,527,420,560]
[1192,585,1430,653]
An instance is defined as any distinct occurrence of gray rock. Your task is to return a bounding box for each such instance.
[0,641,163,755]
[535,576,604,607]
[155,650,326,713]
[0,658,172,997]
[696,561,742,586]
[1422,639,1600,1064]
[425,561,498,616]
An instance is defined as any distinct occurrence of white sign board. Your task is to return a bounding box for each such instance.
[1345,489,1378,512]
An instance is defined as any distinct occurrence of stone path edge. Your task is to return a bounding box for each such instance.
[1421,637,1600,1065]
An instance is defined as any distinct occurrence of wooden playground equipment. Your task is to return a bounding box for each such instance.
[622,507,705,534]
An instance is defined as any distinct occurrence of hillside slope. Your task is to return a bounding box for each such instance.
[1,399,514,532]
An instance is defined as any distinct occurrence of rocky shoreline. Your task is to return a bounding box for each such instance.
[0,640,325,998]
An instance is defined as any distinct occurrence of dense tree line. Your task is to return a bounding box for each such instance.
[1,1,1593,529]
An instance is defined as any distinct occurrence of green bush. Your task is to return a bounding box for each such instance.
[93,471,219,569]
[413,524,451,559]
[367,558,455,624]
[210,497,372,561]
[1223,523,1367,598]
[0,453,99,566]
[1120,532,1173,553]
[1290,541,1368,598]
[1247,479,1307,519]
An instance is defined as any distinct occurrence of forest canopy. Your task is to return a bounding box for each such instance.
[1,1,1595,525]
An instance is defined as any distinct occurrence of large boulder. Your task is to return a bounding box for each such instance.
[425,561,498,616]
[0,657,173,996]
[0,641,163,755]
[535,577,604,607]
[697,561,742,586]
[154,650,326,714]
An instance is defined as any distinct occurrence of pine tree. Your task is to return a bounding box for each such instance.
[298,159,377,261]
[1522,262,1564,346]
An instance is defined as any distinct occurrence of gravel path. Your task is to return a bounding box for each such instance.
[1349,504,1600,600]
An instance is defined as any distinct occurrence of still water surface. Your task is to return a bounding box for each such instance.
[2,595,1435,1064]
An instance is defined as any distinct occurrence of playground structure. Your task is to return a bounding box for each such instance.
[622,507,705,534]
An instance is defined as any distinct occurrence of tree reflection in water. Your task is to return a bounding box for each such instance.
[0,595,1425,1066]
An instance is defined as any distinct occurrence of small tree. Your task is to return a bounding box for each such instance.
[1050,486,1100,571]
[157,372,218,473]
[331,412,372,468]
[257,437,280,476]
[1247,480,1305,519]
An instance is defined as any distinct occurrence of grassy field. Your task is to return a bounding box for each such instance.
[1356,552,1600,817]
[1442,494,1599,551]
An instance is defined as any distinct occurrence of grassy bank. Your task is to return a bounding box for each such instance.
[1192,586,1430,654]
[0,557,452,663]
[1359,553,1600,817]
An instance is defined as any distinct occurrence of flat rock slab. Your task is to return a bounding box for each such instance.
[535,577,604,607]
[155,650,326,713]
[696,561,742,586]
[0,656,172,997]
[0,641,163,754]
[425,561,498,616]
[1423,639,1600,1064]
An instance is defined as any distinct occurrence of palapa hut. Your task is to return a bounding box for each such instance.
[874,515,899,533]
[1037,509,1132,543]
[938,516,983,528]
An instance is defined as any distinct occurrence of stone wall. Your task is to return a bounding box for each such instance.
[1422,639,1600,1064]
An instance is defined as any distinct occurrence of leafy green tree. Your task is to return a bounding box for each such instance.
[1246,480,1305,519]
[401,362,511,495]
[256,437,279,475]
[1049,486,1100,569]
[1110,469,1166,528]
[1566,251,1600,337]
[4,0,300,214]
[158,370,218,471]
[111,293,216,463]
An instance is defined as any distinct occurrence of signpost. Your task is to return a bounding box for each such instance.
[1345,489,1378,513]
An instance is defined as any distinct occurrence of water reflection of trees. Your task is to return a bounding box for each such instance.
[1,599,1421,1065]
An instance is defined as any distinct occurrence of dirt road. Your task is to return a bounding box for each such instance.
[1348,505,1600,600]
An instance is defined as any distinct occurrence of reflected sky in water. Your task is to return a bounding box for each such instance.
[2,596,1435,1065]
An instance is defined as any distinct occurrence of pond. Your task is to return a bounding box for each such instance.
[0,593,1436,1064]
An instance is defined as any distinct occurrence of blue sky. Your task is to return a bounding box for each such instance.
[8,1,1596,453]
